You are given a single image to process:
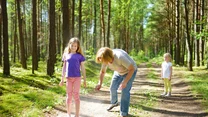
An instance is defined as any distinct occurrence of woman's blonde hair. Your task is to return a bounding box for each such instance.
[163,53,172,62]
[95,47,114,63]
[64,37,83,56]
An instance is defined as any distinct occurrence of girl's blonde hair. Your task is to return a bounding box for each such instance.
[163,53,172,62]
[64,37,83,56]
[95,47,113,63]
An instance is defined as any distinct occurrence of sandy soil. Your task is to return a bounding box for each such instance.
[45,63,208,117]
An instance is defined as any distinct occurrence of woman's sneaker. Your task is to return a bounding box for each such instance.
[160,92,167,96]
[107,102,119,111]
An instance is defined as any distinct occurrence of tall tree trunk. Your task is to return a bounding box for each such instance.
[57,12,61,54]
[106,0,111,47]
[195,0,200,66]
[17,0,27,69]
[72,0,75,37]
[47,0,56,76]
[62,0,69,51]
[32,0,38,73]
[2,0,10,75]
[167,0,173,56]
[100,0,105,46]
[175,0,180,64]
[93,0,97,51]
[13,0,17,63]
[23,0,28,59]
[185,0,193,71]
[0,0,2,66]
[78,0,82,40]
[201,0,205,66]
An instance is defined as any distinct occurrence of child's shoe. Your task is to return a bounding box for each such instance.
[165,92,171,97]
[160,92,167,96]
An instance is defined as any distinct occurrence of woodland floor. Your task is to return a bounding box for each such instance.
[45,63,208,117]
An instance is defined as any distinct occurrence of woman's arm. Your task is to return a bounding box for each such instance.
[95,64,107,90]
[120,64,135,89]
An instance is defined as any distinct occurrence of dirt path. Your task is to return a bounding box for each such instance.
[46,63,208,117]
[136,63,208,117]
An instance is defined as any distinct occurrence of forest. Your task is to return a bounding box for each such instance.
[0,0,208,75]
[0,0,208,117]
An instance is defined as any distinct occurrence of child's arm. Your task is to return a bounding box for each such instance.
[81,62,86,88]
[59,61,66,86]
[169,66,172,81]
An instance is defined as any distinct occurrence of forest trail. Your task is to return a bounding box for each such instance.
[45,63,208,117]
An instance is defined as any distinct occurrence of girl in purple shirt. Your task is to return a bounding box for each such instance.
[59,37,86,117]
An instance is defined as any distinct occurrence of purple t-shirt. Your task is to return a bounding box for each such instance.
[63,53,85,77]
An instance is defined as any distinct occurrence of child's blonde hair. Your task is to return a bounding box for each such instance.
[163,53,172,62]
[95,47,113,63]
[64,37,83,56]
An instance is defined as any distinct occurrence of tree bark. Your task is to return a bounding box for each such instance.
[32,0,38,73]
[47,0,56,76]
[107,0,111,47]
[195,0,200,66]
[72,0,75,37]
[17,0,27,69]
[201,0,205,66]
[62,0,70,51]
[78,0,82,40]
[2,0,10,75]
[184,0,193,71]
[175,0,180,65]
[13,0,17,63]
[93,0,97,51]
[100,0,105,46]
[0,0,2,66]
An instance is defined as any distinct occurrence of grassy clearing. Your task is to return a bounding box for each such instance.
[0,60,112,117]
[0,63,64,117]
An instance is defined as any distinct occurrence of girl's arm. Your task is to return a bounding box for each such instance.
[169,66,172,80]
[59,61,66,86]
[81,62,86,87]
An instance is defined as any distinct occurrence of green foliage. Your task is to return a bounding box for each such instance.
[148,55,164,65]
[85,47,95,60]
[130,49,149,65]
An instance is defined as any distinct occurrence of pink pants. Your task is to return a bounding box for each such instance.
[66,77,81,104]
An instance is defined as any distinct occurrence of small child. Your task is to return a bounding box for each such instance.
[161,53,172,97]
[59,37,86,117]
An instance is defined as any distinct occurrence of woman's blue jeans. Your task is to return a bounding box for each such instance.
[110,69,137,116]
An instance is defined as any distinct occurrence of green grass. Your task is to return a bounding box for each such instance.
[178,67,208,111]
[0,60,113,117]
[147,70,158,80]
[0,64,64,117]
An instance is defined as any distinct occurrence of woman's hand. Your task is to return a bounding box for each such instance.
[95,84,102,90]
[119,81,127,90]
